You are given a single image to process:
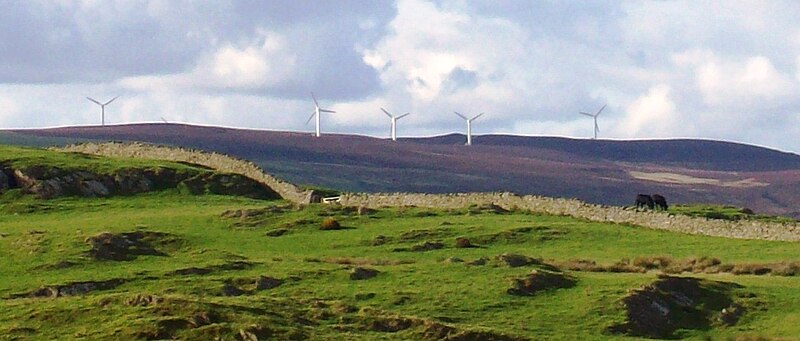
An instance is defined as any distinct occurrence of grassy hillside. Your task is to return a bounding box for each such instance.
[1,145,799,340]
[9,123,800,218]
[0,144,203,174]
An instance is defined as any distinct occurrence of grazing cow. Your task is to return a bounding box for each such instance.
[635,194,655,210]
[652,194,668,211]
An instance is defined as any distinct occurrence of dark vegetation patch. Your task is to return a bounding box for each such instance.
[178,172,280,199]
[350,267,380,280]
[170,261,254,276]
[410,241,445,252]
[469,226,564,245]
[507,270,577,296]
[85,231,181,261]
[221,204,294,221]
[608,276,744,339]
[671,204,798,224]
[321,257,414,266]
[465,257,489,266]
[31,260,79,270]
[316,205,377,217]
[265,228,289,237]
[255,276,284,290]
[216,276,287,296]
[9,278,126,298]
[355,309,529,340]
[498,253,540,267]
[378,227,457,251]
[125,294,163,307]
[398,228,454,242]
[221,282,246,296]
[467,203,510,215]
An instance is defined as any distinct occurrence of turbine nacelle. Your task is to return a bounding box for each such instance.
[86,95,119,126]
[381,107,411,141]
[307,92,335,137]
[454,111,484,146]
[578,104,605,139]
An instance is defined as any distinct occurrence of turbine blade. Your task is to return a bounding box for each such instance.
[595,121,600,133]
[86,97,102,106]
[454,112,467,120]
[320,109,336,113]
[579,112,594,117]
[596,104,606,116]
[381,107,393,118]
[471,113,484,121]
[103,95,119,105]
[306,112,316,125]
[311,92,319,107]
[396,112,410,119]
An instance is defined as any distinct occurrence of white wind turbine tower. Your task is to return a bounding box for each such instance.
[306,92,335,137]
[454,112,484,146]
[579,104,606,139]
[381,108,410,141]
[86,96,119,126]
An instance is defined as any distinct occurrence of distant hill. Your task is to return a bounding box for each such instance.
[4,123,800,217]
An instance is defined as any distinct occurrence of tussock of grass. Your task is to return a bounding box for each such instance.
[321,257,414,266]
[559,256,800,277]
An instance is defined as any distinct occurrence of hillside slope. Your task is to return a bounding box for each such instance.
[2,142,800,340]
[5,124,800,217]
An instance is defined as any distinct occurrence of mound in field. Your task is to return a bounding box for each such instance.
[10,278,126,298]
[85,231,180,261]
[507,270,577,296]
[609,276,745,339]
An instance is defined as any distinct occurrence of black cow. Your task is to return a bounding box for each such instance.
[652,194,668,211]
[635,194,655,210]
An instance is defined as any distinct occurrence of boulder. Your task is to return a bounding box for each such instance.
[79,180,110,197]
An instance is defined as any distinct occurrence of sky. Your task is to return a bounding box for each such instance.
[2,1,800,153]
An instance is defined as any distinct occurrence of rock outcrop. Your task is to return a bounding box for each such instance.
[4,165,189,199]
[57,142,316,203]
[0,168,9,192]
[0,162,279,200]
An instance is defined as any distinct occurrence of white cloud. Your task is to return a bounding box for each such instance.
[3,1,800,153]
[0,94,19,126]
[362,0,528,107]
[119,29,295,92]
[693,54,792,107]
[615,85,681,138]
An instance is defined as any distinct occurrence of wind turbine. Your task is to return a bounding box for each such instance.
[381,108,410,141]
[306,92,335,137]
[579,104,605,139]
[86,96,119,126]
[454,112,484,146]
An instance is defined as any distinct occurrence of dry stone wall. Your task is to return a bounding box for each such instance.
[56,142,800,242]
[338,192,800,242]
[56,142,316,203]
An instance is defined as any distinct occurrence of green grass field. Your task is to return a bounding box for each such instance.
[1,146,800,340]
